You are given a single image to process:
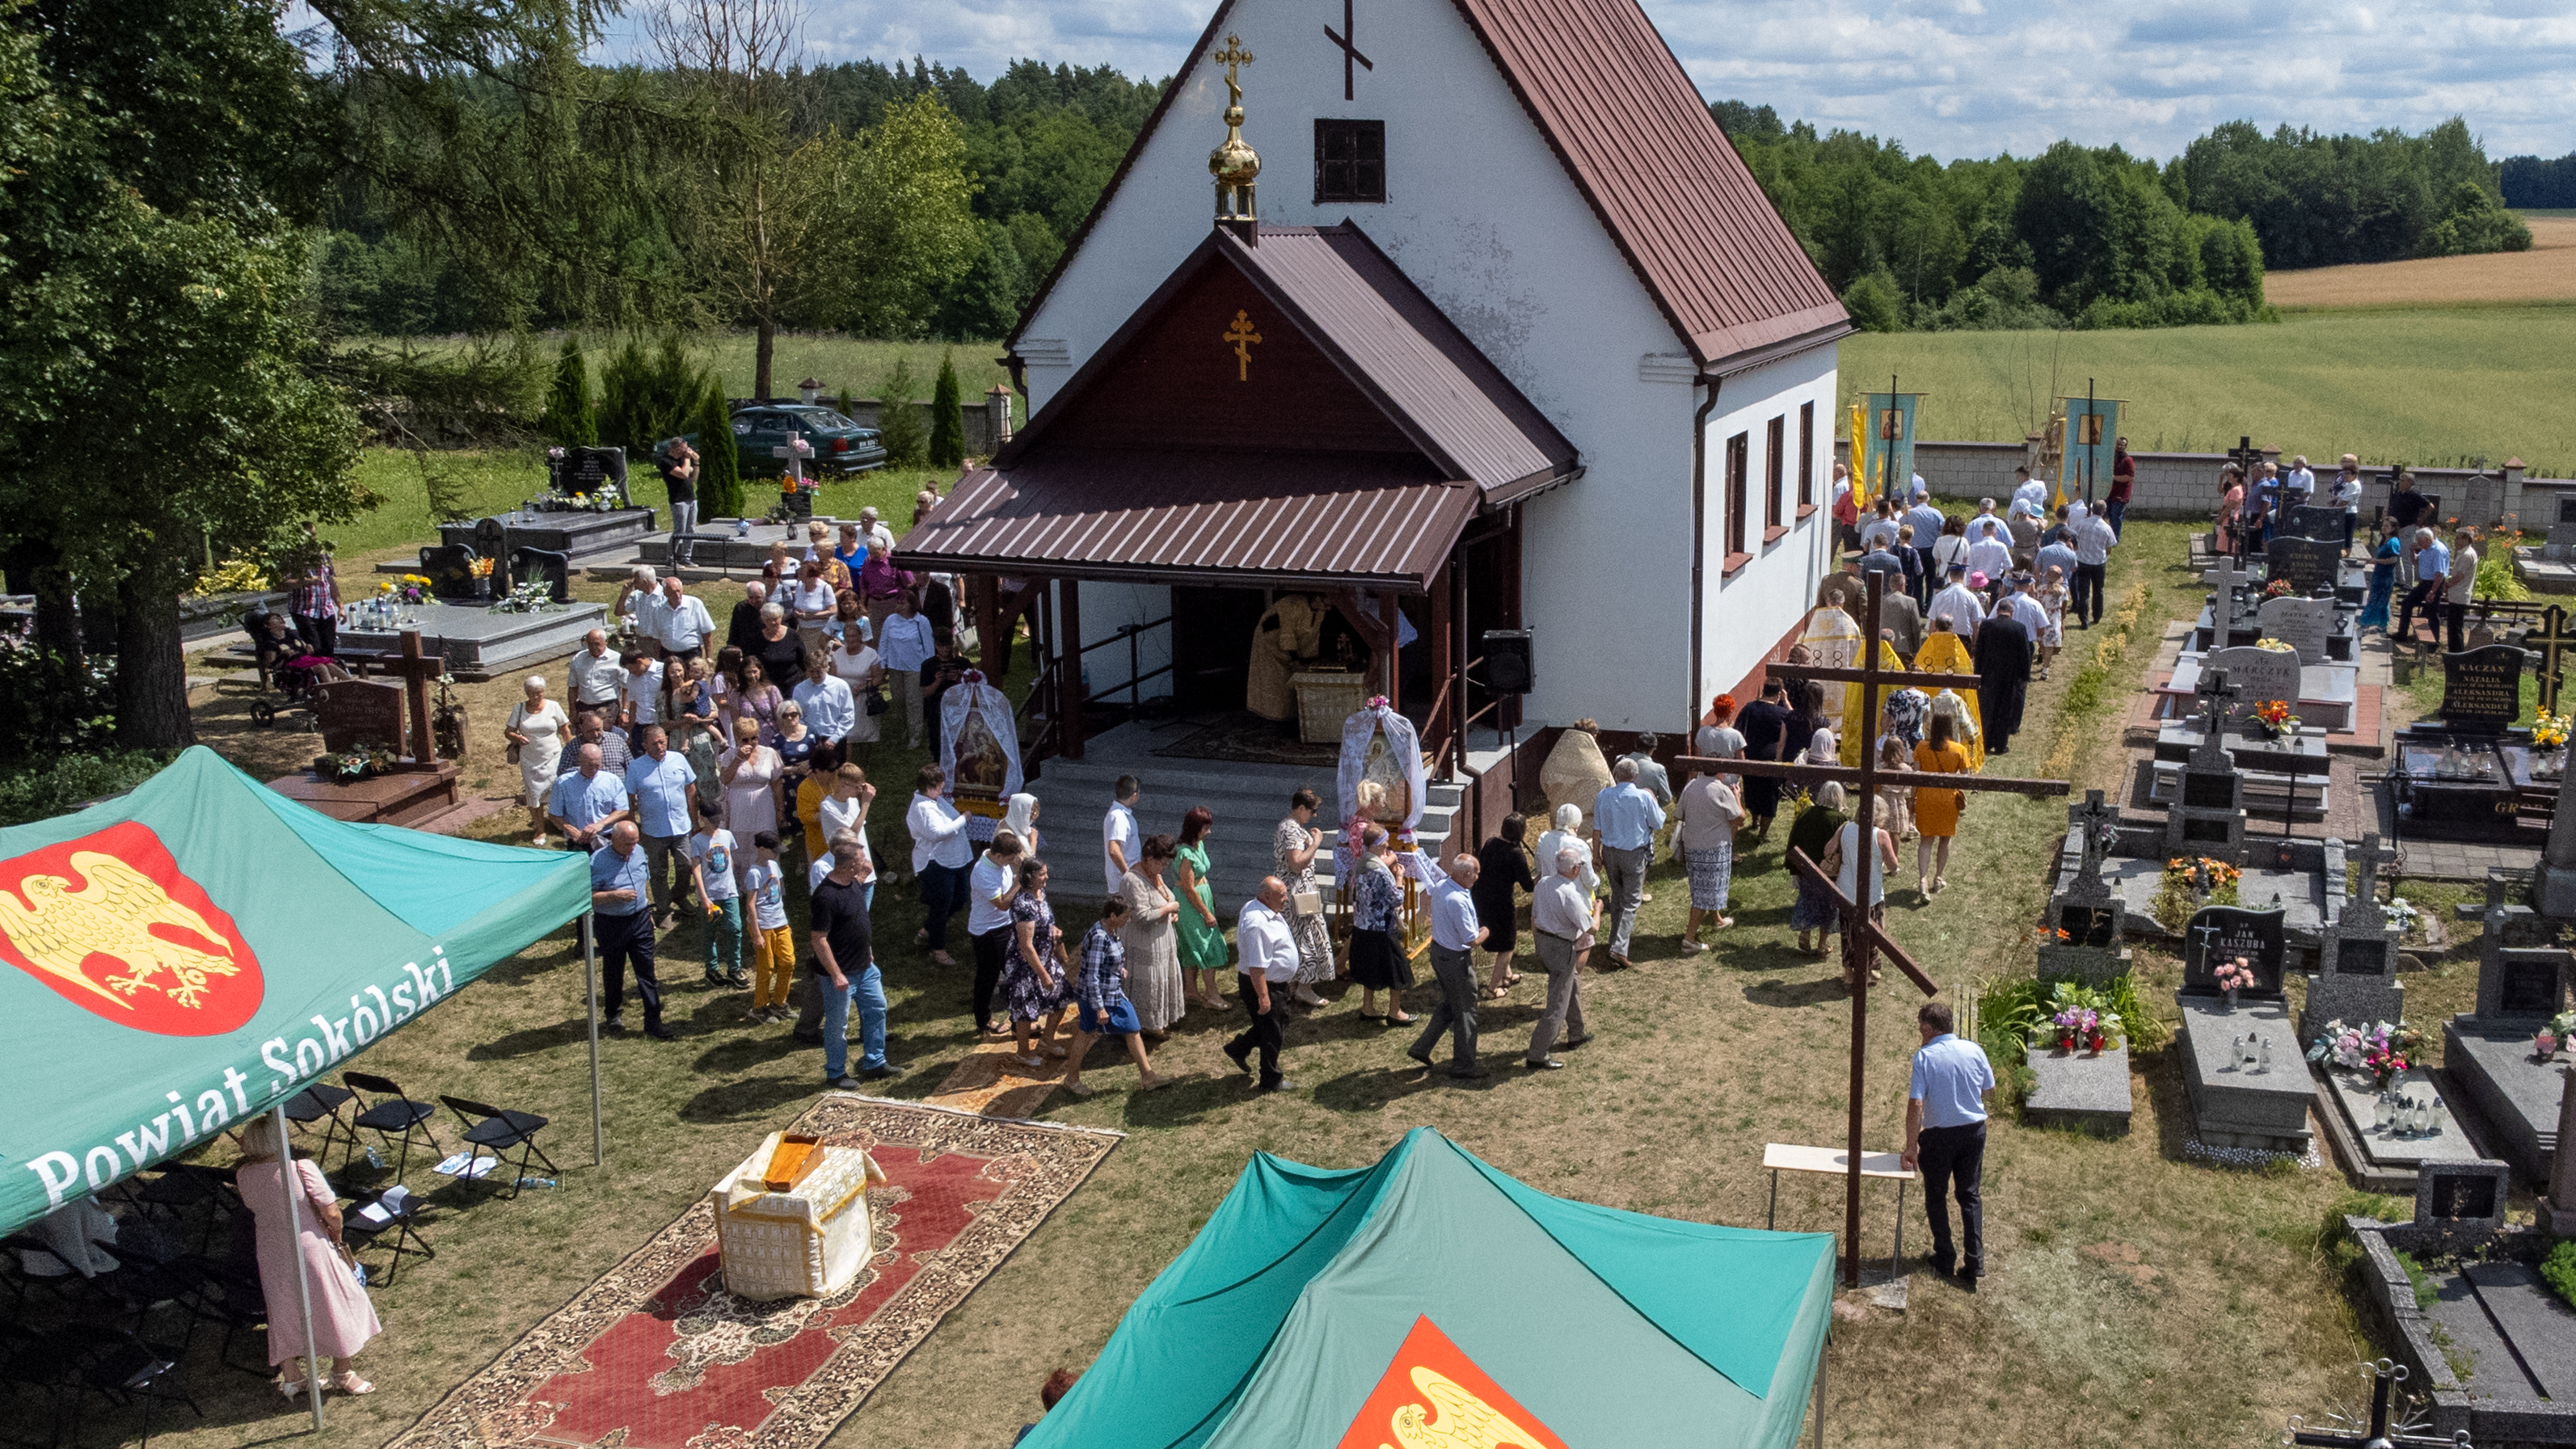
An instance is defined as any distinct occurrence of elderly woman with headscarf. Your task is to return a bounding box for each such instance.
[504,675,571,845]
[1002,792,1042,856]
[1786,781,1848,956]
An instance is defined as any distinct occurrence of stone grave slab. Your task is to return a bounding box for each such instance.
[2266,536,2345,597]
[2177,997,2314,1153]
[2463,1262,2576,1401]
[2547,1070,2576,1236]
[548,445,630,503]
[440,506,658,565]
[314,677,407,754]
[2203,645,2304,722]
[336,598,610,682]
[2258,594,2338,665]
[2423,1270,2534,1399]
[2025,1043,2131,1132]
[2318,1068,2480,1172]
[2439,1020,2567,1184]
[2172,652,2361,732]
[2148,758,2327,820]
[2440,644,2527,734]
[2106,863,2331,944]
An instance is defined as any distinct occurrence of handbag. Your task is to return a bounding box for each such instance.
[505,742,521,765]
[864,684,890,716]
[1292,889,1323,918]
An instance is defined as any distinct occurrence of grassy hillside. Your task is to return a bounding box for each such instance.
[1839,305,2576,475]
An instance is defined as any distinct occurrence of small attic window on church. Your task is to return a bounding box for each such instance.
[1315,120,1385,204]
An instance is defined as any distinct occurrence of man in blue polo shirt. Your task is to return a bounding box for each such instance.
[623,724,698,925]
[1902,1000,1995,1287]
[591,823,675,1039]
[1592,759,1666,969]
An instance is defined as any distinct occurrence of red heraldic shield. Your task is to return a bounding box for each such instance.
[0,821,263,1034]
[1336,1315,1570,1449]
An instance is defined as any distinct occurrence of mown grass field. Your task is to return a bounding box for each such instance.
[1839,305,2576,476]
[2263,217,2576,310]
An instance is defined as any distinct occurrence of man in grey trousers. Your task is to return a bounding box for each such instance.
[1526,849,1596,1069]
[1404,851,1487,1080]
[1592,758,1665,967]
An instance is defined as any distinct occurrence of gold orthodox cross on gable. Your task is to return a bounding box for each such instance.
[1222,310,1263,381]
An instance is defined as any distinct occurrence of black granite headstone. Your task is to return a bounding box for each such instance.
[2431,1173,2498,1221]
[2059,905,2117,949]
[2499,952,2565,1016]
[511,546,572,604]
[315,677,407,753]
[2266,536,2343,597]
[2439,644,2526,733]
[2284,505,2353,549]
[2332,937,2390,976]
[418,544,479,601]
[2183,773,2239,810]
[548,446,629,503]
[2182,905,2288,994]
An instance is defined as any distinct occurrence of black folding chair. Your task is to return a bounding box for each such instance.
[338,1187,433,1287]
[130,1165,230,1257]
[439,1097,559,1200]
[342,1072,443,1184]
[59,1325,199,1449]
[171,1260,268,1379]
[281,1083,358,1173]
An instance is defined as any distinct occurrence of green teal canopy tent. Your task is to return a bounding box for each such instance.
[1024,1127,1836,1449]
[0,746,592,1237]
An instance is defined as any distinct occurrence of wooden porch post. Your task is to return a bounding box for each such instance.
[1428,562,1453,766]
[1059,578,1085,760]
[1379,588,1401,714]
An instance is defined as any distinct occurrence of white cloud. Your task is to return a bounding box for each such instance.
[613,0,2574,160]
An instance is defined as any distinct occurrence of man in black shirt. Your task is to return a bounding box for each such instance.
[1734,680,1794,841]
[656,436,701,567]
[727,580,769,659]
[807,835,897,1087]
[2384,470,2430,543]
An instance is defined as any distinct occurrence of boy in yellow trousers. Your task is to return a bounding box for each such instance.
[742,831,797,1021]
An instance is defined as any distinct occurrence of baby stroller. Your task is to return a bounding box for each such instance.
[242,605,349,727]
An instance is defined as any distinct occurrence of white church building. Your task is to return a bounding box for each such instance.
[900,0,1848,830]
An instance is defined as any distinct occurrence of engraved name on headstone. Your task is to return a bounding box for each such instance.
[2266,536,2343,597]
[2182,905,2288,994]
[2203,645,2301,722]
[2258,595,2336,666]
[316,677,407,754]
[2439,644,2526,733]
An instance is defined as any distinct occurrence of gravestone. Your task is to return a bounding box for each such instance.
[2043,790,2130,984]
[2204,644,2302,723]
[472,516,508,573]
[2165,677,2249,861]
[2542,1072,2576,1235]
[2439,644,2525,734]
[314,677,407,754]
[2485,948,2570,1020]
[2412,1159,2511,1250]
[548,445,629,504]
[2266,536,2343,598]
[2285,504,2353,550]
[2202,558,2259,604]
[417,544,480,602]
[2257,594,2337,666]
[2182,905,2289,995]
[510,546,571,604]
[2549,493,2576,550]
[2304,835,2406,1038]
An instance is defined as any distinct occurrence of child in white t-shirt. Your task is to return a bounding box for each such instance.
[742,830,794,1021]
[686,808,744,988]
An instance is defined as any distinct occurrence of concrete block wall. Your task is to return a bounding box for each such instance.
[1837,437,2567,530]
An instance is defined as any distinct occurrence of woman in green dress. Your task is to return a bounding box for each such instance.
[1173,805,1229,1007]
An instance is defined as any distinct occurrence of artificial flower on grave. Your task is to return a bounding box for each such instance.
[2263,577,2296,598]
[2253,637,2296,653]
[2213,958,2257,993]
[2382,896,2419,933]
[2253,698,2298,734]
[2534,709,2570,750]
[469,557,495,579]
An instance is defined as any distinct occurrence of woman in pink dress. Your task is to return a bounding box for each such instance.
[236,1114,381,1396]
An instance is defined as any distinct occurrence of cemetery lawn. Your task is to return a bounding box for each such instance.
[1840,305,2576,477]
[159,521,2456,1449]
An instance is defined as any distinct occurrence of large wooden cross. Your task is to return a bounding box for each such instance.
[386,630,445,763]
[2522,603,2576,714]
[1682,571,2070,1288]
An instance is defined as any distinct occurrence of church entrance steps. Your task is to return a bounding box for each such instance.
[1031,719,1461,904]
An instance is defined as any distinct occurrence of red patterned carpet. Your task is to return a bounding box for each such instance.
[389,1097,1118,1449]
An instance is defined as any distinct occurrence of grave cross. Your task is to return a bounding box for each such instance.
[1322,0,1372,100]
[2288,1359,2469,1448]
[2193,666,2241,735]
[2351,832,2400,916]
[1681,570,2072,1289]
[771,433,813,491]
[2070,789,2119,874]
[385,629,445,763]
[2520,604,2576,714]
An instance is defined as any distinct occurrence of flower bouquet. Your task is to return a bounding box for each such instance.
[2262,577,2296,599]
[2535,710,2570,752]
[2306,1018,2425,1088]
[469,557,495,579]
[2252,637,2296,654]
[382,575,431,607]
[487,580,557,615]
[2252,698,2299,739]
[2382,896,2420,936]
[2212,956,2256,1005]
[2539,1009,2575,1062]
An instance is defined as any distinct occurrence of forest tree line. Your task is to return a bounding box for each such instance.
[1713,104,2534,332]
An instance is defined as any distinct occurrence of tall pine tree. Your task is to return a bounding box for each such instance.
[928,349,965,467]
[691,379,744,519]
[539,335,599,444]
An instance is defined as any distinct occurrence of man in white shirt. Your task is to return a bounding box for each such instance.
[1526,849,1596,1070]
[618,652,665,744]
[2069,506,2118,627]
[855,505,896,557]
[1928,565,1987,640]
[906,764,974,966]
[1102,775,1142,896]
[791,653,857,744]
[2009,465,2047,515]
[638,576,716,662]
[2002,574,2050,636]
[1222,876,1301,1093]
[2439,525,2480,653]
[875,595,937,749]
[568,629,623,714]
[1964,531,2013,599]
[1403,850,1488,1078]
[2283,455,2316,509]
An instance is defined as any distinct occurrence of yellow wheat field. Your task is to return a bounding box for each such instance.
[2265,217,2576,309]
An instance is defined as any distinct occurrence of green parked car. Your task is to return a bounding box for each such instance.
[731,403,889,478]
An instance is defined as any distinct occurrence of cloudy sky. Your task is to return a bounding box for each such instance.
[625,0,2574,162]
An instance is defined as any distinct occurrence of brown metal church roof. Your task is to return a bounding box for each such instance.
[1004,0,1846,373]
[900,223,1578,590]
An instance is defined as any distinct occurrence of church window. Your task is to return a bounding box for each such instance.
[1764,415,1785,534]
[1315,120,1386,203]
[1798,402,1815,510]
[1724,432,1749,560]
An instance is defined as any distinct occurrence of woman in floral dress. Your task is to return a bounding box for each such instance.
[1344,823,1413,1025]
[1001,859,1073,1068]
[1274,789,1334,1005]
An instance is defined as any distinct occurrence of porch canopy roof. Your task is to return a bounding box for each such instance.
[897,223,1579,593]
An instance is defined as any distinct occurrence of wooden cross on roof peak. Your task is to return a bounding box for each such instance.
[1678,569,2071,1289]
[2521,603,2576,714]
